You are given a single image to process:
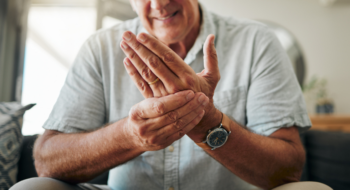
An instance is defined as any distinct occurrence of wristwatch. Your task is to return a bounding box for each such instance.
[196,113,231,150]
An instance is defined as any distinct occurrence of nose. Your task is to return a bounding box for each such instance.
[150,0,170,10]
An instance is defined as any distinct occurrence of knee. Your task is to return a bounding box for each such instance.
[10,177,73,190]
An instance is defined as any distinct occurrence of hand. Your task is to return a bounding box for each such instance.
[120,31,222,142]
[120,31,220,100]
[124,90,208,151]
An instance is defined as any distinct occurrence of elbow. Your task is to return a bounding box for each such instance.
[265,170,302,190]
[33,133,60,179]
[33,137,53,178]
[34,159,52,178]
[264,148,306,190]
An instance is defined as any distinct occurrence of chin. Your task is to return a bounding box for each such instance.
[154,30,185,45]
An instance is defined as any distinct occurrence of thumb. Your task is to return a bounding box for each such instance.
[203,34,219,76]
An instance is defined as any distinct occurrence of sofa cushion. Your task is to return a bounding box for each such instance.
[16,135,39,182]
[17,134,109,185]
[304,130,350,190]
[0,102,35,190]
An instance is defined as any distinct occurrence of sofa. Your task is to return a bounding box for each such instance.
[13,130,350,189]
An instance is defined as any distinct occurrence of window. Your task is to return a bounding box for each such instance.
[21,3,122,135]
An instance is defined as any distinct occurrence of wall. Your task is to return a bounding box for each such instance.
[200,0,350,114]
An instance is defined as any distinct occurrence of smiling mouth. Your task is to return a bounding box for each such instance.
[155,11,178,21]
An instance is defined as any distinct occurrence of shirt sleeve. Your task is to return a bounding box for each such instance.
[42,36,106,133]
[246,26,311,136]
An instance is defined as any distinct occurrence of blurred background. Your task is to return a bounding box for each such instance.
[1,0,350,189]
[1,0,349,135]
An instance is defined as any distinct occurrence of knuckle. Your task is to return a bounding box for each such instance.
[184,75,195,89]
[134,42,142,51]
[128,70,136,77]
[166,111,178,122]
[141,67,152,80]
[130,52,136,59]
[162,51,175,63]
[149,40,158,49]
[168,84,179,94]
[129,107,139,120]
[174,119,185,129]
[137,126,147,137]
[137,81,146,92]
[153,101,165,115]
[210,51,218,60]
[178,130,184,137]
[149,136,158,145]
[147,56,159,68]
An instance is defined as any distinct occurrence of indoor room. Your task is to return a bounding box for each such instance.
[1,0,349,189]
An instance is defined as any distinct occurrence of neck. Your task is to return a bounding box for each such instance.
[168,6,202,59]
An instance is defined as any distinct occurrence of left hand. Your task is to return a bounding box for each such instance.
[120,31,222,141]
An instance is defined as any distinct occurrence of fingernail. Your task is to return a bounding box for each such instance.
[124,58,130,66]
[121,42,128,49]
[123,32,131,41]
[186,91,194,101]
[202,97,208,106]
[200,110,205,117]
[138,33,147,43]
[198,94,206,104]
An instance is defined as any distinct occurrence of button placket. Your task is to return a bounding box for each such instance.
[163,141,179,190]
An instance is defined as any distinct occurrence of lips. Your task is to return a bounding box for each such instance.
[154,11,178,21]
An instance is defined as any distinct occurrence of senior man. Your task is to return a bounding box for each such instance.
[11,0,321,190]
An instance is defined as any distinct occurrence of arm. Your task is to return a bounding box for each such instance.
[120,31,306,189]
[34,118,140,183]
[189,112,305,189]
[34,90,208,183]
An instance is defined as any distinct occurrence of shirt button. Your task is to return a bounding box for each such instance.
[168,187,174,190]
[168,146,174,152]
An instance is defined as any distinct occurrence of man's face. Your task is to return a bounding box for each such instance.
[130,0,200,45]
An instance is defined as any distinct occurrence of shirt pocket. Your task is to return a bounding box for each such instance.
[213,86,247,126]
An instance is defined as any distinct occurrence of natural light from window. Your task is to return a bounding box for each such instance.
[22,5,121,135]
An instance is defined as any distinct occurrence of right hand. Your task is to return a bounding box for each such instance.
[124,90,209,151]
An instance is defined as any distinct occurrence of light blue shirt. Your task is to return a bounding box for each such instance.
[43,5,311,190]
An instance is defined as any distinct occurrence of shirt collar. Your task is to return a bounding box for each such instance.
[138,3,216,65]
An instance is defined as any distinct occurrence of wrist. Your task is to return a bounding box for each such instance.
[187,103,222,143]
[119,118,142,152]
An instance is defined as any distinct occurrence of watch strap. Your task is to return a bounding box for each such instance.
[195,113,231,150]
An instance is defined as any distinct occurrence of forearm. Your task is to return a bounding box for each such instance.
[34,118,143,183]
[188,109,305,190]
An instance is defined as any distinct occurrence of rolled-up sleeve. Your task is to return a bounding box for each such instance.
[42,36,106,133]
[246,27,311,136]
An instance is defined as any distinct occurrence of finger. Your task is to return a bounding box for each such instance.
[203,34,219,76]
[123,57,153,98]
[121,42,168,98]
[131,90,195,119]
[136,33,196,78]
[156,104,206,141]
[121,41,158,83]
[147,92,209,131]
[122,31,179,87]
[166,110,205,144]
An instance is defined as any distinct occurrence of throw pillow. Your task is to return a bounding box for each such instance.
[0,102,35,190]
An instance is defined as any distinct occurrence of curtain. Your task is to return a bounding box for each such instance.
[0,0,30,102]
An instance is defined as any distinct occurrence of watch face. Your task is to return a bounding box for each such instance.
[207,129,228,148]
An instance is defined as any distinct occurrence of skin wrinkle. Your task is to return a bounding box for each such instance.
[148,56,160,69]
